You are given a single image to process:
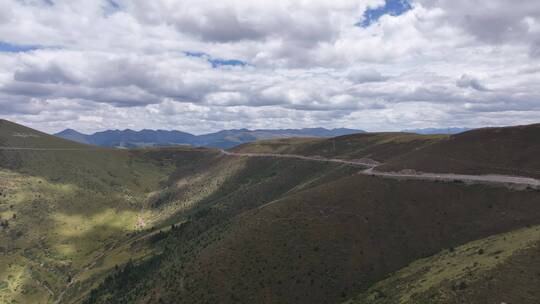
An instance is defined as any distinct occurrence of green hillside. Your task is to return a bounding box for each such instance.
[345,225,540,304]
[0,119,91,149]
[81,153,358,304]
[83,174,540,304]
[1,120,540,304]
[0,120,190,303]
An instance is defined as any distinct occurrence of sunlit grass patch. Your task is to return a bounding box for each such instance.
[399,225,540,302]
[0,168,78,204]
[0,155,172,303]
[53,209,140,237]
[50,208,151,269]
[0,260,58,303]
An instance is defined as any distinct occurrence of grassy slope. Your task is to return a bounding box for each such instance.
[345,225,540,304]
[378,124,540,178]
[0,120,357,304]
[232,133,446,162]
[82,155,360,303]
[81,124,540,304]
[0,120,188,303]
[85,172,540,304]
[0,119,91,149]
[0,169,159,304]
[3,120,540,304]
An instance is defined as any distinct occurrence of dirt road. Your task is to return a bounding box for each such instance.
[219,149,379,167]
[220,150,540,189]
[0,146,98,151]
[2,146,538,189]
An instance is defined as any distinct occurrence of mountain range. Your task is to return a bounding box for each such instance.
[401,127,471,134]
[55,127,364,149]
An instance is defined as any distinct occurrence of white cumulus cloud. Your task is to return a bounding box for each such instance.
[0,0,538,133]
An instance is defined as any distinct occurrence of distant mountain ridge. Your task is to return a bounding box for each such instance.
[54,127,363,149]
[55,129,92,144]
[402,127,471,135]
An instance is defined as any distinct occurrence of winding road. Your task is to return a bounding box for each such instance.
[219,149,380,167]
[0,146,99,151]
[1,146,538,189]
[220,149,540,190]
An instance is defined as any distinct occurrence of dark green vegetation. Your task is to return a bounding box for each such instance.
[85,175,540,304]
[1,119,540,304]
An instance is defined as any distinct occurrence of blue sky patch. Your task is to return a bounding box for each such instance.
[209,59,247,68]
[102,0,120,16]
[185,51,248,68]
[0,41,41,53]
[107,0,119,9]
[360,0,412,27]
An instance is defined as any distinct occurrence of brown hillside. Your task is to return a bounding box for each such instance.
[233,132,446,162]
[92,174,540,304]
[378,124,540,178]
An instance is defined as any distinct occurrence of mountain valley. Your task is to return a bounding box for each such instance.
[1,119,539,304]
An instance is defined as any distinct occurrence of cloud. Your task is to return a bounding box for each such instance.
[530,40,540,58]
[122,0,363,45]
[347,69,389,83]
[456,74,489,91]
[172,8,267,43]
[417,0,540,53]
[0,1,538,133]
[14,62,79,84]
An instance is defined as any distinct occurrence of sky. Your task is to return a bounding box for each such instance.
[0,0,539,134]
